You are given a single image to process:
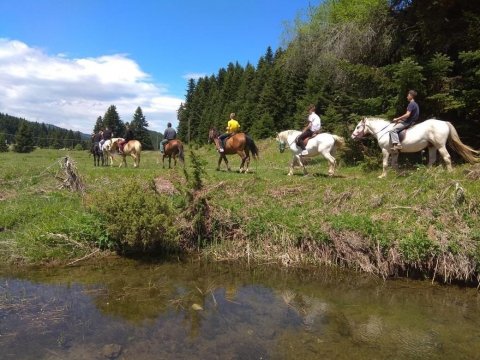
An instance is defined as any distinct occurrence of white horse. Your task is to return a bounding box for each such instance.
[351,117,479,178]
[101,138,118,166]
[276,130,345,176]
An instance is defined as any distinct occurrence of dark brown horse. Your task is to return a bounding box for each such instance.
[162,139,185,168]
[208,129,259,172]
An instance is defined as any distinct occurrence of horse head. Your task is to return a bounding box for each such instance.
[208,128,219,143]
[276,132,287,153]
[351,118,369,139]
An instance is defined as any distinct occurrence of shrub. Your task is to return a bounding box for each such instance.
[92,181,178,254]
[399,231,438,262]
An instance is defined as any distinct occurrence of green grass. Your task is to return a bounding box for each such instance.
[0,143,479,284]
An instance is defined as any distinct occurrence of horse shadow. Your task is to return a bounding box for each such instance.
[216,169,257,174]
[291,172,346,178]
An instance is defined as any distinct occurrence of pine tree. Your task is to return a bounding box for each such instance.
[14,121,35,153]
[130,107,153,150]
[102,105,124,137]
[0,133,8,152]
[178,79,196,141]
[93,116,103,133]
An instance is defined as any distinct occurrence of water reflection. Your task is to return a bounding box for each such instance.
[1,260,479,359]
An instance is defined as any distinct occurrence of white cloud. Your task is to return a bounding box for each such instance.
[182,72,207,81]
[0,38,183,133]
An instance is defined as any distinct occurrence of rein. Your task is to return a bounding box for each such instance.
[354,119,392,140]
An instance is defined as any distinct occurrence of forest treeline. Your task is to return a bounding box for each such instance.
[0,112,87,152]
[0,105,162,153]
[177,0,480,160]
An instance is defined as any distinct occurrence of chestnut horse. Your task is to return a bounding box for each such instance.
[162,139,185,168]
[208,129,259,172]
[104,138,142,168]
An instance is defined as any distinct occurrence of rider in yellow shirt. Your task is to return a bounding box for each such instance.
[218,113,240,152]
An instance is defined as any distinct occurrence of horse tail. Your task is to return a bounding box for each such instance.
[178,142,185,163]
[332,135,345,149]
[447,122,479,164]
[246,135,259,159]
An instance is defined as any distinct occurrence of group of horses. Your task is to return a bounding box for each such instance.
[91,117,479,178]
[277,117,478,178]
[91,137,184,169]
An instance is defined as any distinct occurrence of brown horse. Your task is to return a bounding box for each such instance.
[208,129,259,172]
[162,139,185,168]
[106,138,142,168]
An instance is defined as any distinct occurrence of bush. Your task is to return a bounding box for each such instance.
[399,231,438,262]
[92,181,178,254]
[74,143,84,151]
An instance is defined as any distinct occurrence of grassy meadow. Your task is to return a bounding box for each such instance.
[1,140,479,284]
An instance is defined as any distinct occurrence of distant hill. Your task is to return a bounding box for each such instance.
[0,113,89,149]
[0,112,163,150]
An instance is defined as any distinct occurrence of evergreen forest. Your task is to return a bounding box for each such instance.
[177,0,480,162]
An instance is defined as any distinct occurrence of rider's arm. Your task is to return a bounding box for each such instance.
[393,111,411,123]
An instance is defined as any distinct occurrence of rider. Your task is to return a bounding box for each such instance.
[297,104,321,156]
[91,130,102,149]
[160,122,177,154]
[390,90,420,151]
[218,113,240,153]
[101,126,112,149]
[118,124,134,154]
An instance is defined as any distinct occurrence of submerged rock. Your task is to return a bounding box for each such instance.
[101,344,122,359]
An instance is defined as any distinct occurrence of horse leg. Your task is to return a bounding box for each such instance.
[237,150,247,173]
[245,153,250,174]
[173,155,177,168]
[169,155,172,169]
[438,146,452,171]
[224,154,231,171]
[428,146,437,167]
[288,155,297,176]
[119,155,126,168]
[323,152,336,176]
[162,154,166,168]
[297,155,307,175]
[378,149,390,178]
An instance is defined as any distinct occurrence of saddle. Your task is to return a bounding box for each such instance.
[397,122,417,143]
[221,132,240,147]
[297,131,322,147]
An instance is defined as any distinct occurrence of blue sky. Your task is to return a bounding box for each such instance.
[0,0,318,133]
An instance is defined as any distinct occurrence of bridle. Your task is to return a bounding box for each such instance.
[352,118,367,139]
[353,118,392,140]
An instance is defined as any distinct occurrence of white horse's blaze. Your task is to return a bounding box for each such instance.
[351,117,479,178]
[276,130,344,176]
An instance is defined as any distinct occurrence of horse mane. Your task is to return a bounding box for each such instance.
[364,117,390,125]
[278,129,300,140]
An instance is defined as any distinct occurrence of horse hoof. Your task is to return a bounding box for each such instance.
[216,168,220,171]
[378,174,386,179]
